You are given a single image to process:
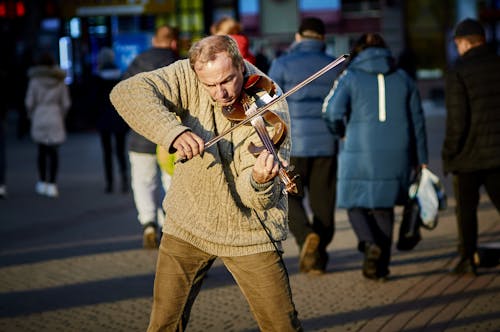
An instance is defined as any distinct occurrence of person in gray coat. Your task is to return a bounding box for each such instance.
[25,52,71,198]
[323,33,428,280]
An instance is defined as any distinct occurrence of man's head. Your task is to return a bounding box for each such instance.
[296,17,325,42]
[453,18,486,56]
[189,35,245,107]
[152,24,178,50]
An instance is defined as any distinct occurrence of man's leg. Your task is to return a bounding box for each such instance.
[308,156,337,271]
[223,251,303,332]
[148,235,215,332]
[453,172,481,259]
[484,167,500,212]
[129,151,161,248]
[288,157,320,273]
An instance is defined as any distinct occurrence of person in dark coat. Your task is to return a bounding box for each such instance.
[94,47,129,194]
[323,33,428,280]
[442,18,500,276]
[268,17,341,274]
[121,24,180,249]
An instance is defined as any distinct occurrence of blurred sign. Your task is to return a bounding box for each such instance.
[113,32,153,73]
[62,0,174,17]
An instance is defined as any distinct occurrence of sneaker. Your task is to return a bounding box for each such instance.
[0,185,6,199]
[36,181,47,196]
[299,233,320,273]
[45,183,59,198]
[143,224,158,249]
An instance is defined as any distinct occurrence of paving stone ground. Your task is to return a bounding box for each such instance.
[1,108,499,332]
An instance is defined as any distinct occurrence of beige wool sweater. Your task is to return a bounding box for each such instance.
[110,59,292,256]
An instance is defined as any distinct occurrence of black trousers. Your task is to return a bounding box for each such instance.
[99,130,128,189]
[288,156,337,258]
[347,207,394,270]
[453,168,500,259]
[37,144,59,183]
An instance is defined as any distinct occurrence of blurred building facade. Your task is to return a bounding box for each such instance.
[1,0,499,132]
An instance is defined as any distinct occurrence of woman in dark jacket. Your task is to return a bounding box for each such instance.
[322,33,428,280]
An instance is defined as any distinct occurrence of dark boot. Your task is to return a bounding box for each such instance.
[363,242,382,280]
[299,233,320,273]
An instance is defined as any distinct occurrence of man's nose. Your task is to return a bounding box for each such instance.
[215,85,227,98]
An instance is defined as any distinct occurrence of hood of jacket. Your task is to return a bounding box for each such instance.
[27,65,66,87]
[349,47,394,75]
[287,38,326,54]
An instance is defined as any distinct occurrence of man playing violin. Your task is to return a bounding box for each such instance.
[110,35,302,331]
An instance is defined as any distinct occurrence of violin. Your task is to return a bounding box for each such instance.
[177,55,349,193]
[222,74,299,195]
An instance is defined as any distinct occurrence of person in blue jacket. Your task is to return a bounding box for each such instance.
[322,33,428,280]
[268,17,342,274]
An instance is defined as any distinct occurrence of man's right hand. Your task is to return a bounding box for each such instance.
[172,131,205,161]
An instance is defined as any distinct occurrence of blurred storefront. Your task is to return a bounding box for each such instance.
[2,0,500,132]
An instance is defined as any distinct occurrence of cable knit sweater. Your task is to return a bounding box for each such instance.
[110,59,291,256]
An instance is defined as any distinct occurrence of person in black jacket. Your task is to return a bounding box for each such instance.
[122,25,180,249]
[442,18,500,276]
[94,48,129,194]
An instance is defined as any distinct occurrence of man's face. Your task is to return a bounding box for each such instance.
[454,37,468,56]
[195,52,244,107]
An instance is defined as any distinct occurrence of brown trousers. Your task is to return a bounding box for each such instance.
[147,234,303,332]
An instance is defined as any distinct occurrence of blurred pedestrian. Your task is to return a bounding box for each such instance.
[25,52,71,198]
[0,68,7,198]
[93,47,129,194]
[268,17,341,274]
[211,16,256,65]
[322,33,428,281]
[110,35,302,331]
[442,18,500,276]
[122,24,180,249]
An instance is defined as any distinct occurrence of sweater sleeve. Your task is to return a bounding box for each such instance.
[110,61,190,150]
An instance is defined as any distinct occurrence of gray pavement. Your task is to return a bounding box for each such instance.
[1,105,499,332]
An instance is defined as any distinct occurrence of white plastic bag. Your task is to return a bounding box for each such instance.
[415,168,446,229]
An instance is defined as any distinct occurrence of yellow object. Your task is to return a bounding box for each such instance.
[157,145,176,175]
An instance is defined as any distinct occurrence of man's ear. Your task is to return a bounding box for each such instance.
[170,39,178,51]
[295,32,302,42]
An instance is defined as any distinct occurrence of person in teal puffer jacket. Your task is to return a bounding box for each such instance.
[322,33,428,281]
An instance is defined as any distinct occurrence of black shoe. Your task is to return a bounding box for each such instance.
[299,233,320,273]
[363,243,382,280]
[476,244,500,267]
[450,257,477,276]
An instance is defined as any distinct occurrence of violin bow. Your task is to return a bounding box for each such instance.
[204,54,349,149]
